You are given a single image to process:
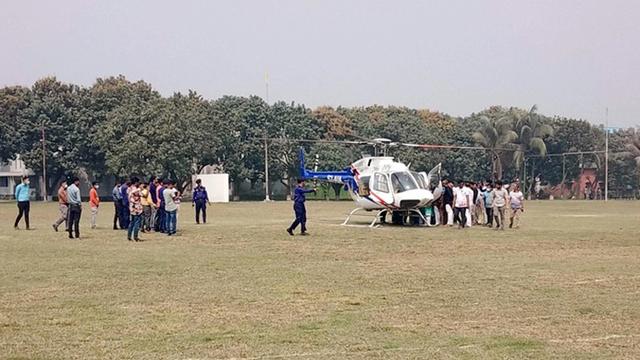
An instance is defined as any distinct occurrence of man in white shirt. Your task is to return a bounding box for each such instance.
[509,184,525,229]
[163,181,180,236]
[453,180,472,229]
[462,182,474,227]
[491,180,509,230]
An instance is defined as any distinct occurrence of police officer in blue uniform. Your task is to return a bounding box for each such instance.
[192,179,210,224]
[286,179,316,236]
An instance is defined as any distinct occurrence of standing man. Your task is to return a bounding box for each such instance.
[140,182,154,233]
[52,180,68,232]
[509,184,525,229]
[442,179,454,227]
[119,179,130,230]
[112,180,122,230]
[163,180,179,236]
[484,183,494,227]
[155,179,166,233]
[67,177,82,239]
[148,176,158,230]
[453,180,471,229]
[89,181,100,229]
[127,177,143,241]
[286,179,317,236]
[14,176,31,230]
[192,179,210,224]
[492,180,509,231]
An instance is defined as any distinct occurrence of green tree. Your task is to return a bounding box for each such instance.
[471,108,518,180]
[0,86,31,162]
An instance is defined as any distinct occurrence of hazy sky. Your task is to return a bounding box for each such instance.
[2,0,639,126]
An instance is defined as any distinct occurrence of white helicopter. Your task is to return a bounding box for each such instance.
[299,138,444,227]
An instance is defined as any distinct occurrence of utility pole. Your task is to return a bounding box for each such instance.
[264,71,271,201]
[605,107,609,202]
[41,121,47,202]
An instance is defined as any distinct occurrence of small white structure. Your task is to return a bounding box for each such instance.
[0,157,34,199]
[192,174,229,203]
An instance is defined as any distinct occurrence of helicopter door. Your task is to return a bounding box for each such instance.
[370,172,394,206]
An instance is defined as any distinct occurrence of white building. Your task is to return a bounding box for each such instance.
[0,157,35,199]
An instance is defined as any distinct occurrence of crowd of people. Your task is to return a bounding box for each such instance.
[434,179,525,230]
[12,176,211,241]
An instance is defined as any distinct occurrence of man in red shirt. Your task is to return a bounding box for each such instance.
[89,181,100,229]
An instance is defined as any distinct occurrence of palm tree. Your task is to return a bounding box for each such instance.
[472,115,518,180]
[512,105,554,171]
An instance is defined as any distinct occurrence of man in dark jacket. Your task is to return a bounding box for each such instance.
[192,179,210,224]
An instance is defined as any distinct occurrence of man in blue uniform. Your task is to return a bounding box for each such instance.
[112,179,122,230]
[286,179,316,236]
[14,176,31,230]
[192,179,210,224]
[119,179,130,229]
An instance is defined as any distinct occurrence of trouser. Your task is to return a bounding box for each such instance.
[445,204,453,225]
[90,206,98,228]
[155,207,165,232]
[165,210,177,234]
[54,204,68,229]
[288,203,307,233]
[434,206,440,225]
[128,214,142,239]
[485,207,493,227]
[149,206,156,229]
[14,201,30,228]
[113,201,121,229]
[454,207,467,228]
[195,200,207,224]
[119,201,130,229]
[466,207,472,227]
[494,206,506,229]
[142,206,152,231]
[68,204,82,238]
[510,208,522,228]
[475,203,485,224]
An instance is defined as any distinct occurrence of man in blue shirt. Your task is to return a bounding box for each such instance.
[112,180,122,230]
[14,176,31,230]
[66,177,82,239]
[119,179,130,229]
[286,179,316,236]
[192,179,210,224]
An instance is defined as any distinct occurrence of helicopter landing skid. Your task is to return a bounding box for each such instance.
[341,208,387,228]
[342,208,429,228]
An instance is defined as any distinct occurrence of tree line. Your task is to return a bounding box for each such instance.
[1,75,639,198]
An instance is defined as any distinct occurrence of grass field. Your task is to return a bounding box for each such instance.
[1,200,639,359]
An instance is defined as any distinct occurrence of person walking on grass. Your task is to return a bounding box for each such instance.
[192,178,210,224]
[148,176,158,230]
[127,177,143,241]
[52,180,68,232]
[483,183,494,227]
[286,179,317,236]
[89,181,100,229]
[492,180,509,231]
[14,176,31,230]
[155,179,166,233]
[140,182,155,233]
[453,180,471,229]
[112,179,122,230]
[163,180,179,236]
[509,184,525,229]
[67,177,82,239]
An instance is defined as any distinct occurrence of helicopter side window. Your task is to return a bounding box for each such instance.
[358,176,371,196]
[391,171,418,193]
[372,173,389,193]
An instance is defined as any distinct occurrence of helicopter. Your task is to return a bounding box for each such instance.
[298,138,444,227]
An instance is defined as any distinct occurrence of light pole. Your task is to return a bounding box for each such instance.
[41,120,47,202]
[264,71,271,201]
[604,107,609,202]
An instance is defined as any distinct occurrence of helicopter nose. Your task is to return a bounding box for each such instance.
[395,189,433,208]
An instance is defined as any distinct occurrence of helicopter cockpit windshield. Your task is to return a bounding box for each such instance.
[390,171,419,193]
[411,171,427,189]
